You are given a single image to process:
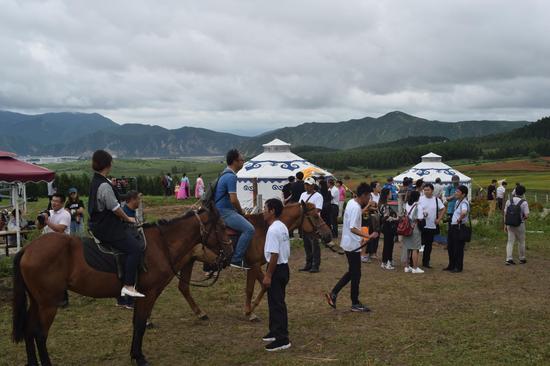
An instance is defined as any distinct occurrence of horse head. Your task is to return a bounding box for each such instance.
[197,202,233,268]
[299,202,333,244]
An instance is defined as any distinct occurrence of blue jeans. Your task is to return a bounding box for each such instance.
[70,221,83,235]
[219,208,254,263]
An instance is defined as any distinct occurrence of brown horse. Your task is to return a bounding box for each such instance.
[178,202,333,321]
[12,205,231,366]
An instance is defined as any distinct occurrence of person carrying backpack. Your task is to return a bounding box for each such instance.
[504,185,529,265]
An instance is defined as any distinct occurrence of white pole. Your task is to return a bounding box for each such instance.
[14,185,21,252]
[22,184,27,214]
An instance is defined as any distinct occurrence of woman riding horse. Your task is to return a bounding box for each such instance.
[88,149,144,298]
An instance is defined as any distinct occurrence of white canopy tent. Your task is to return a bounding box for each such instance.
[393,152,471,196]
[237,139,332,210]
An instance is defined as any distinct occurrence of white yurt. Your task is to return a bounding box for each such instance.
[393,152,472,194]
[237,139,332,209]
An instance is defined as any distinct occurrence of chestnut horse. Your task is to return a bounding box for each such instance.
[178,202,333,321]
[12,206,231,366]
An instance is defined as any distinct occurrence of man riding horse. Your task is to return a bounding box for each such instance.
[214,149,254,270]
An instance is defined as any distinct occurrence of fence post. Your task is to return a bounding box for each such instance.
[534,193,537,203]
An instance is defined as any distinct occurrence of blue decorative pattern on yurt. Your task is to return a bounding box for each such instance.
[244,160,307,172]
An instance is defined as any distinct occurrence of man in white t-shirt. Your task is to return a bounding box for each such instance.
[40,193,71,235]
[262,198,291,351]
[496,181,507,211]
[328,179,340,239]
[504,185,529,265]
[418,183,446,268]
[38,192,71,307]
[325,183,379,313]
[298,177,324,273]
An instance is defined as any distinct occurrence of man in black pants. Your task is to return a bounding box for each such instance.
[262,198,291,351]
[325,183,379,312]
[298,178,324,273]
[328,178,340,238]
[419,183,445,268]
[444,185,470,273]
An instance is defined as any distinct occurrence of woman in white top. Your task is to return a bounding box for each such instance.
[402,190,424,274]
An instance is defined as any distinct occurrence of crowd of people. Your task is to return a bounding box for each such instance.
[161,172,205,200]
[2,147,535,354]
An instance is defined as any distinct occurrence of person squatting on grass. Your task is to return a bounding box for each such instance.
[262,198,292,351]
[504,185,529,265]
[325,183,379,312]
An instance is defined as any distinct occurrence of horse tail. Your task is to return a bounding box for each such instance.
[12,249,28,343]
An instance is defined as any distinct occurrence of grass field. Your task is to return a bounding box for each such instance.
[1,198,549,365]
[44,159,226,183]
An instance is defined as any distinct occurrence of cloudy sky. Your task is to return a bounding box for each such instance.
[1,0,549,134]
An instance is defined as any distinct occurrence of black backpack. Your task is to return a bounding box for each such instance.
[504,196,525,227]
[200,170,234,207]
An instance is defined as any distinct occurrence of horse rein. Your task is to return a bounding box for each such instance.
[155,209,230,286]
[299,202,327,239]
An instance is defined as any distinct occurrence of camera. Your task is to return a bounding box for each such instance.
[37,210,50,226]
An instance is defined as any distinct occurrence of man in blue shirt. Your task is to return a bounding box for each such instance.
[383,177,398,201]
[215,149,255,270]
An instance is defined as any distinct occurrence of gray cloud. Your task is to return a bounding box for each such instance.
[1,0,549,132]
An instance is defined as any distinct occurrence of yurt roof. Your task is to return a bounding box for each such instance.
[393,152,471,183]
[237,139,331,179]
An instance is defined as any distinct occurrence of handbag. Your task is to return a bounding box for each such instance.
[456,200,472,243]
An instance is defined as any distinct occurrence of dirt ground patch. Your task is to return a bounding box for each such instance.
[2,233,550,365]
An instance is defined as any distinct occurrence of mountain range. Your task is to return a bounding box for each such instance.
[0,110,530,157]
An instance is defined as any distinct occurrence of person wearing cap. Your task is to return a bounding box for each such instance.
[65,187,85,235]
[298,177,324,273]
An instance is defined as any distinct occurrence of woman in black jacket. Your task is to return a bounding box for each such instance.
[88,150,145,298]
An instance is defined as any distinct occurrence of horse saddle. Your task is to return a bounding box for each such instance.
[82,227,147,282]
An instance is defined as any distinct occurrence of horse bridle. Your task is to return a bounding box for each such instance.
[299,202,327,238]
[156,209,231,284]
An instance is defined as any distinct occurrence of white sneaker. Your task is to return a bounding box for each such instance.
[385,261,395,270]
[419,245,425,253]
[412,267,425,274]
[361,256,370,263]
[404,266,413,273]
[121,286,146,298]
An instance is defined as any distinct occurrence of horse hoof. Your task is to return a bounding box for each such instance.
[198,314,209,321]
[248,314,261,322]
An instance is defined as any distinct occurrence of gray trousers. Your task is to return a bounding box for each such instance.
[506,223,526,261]
[303,234,321,269]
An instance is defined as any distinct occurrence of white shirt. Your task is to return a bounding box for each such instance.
[504,196,530,223]
[299,191,324,210]
[330,186,339,205]
[43,208,71,234]
[418,196,444,229]
[264,220,290,264]
[405,202,422,221]
[496,186,506,199]
[433,184,444,200]
[340,199,363,251]
[371,193,380,204]
[451,199,470,225]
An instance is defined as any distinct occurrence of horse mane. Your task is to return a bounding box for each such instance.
[142,207,207,228]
